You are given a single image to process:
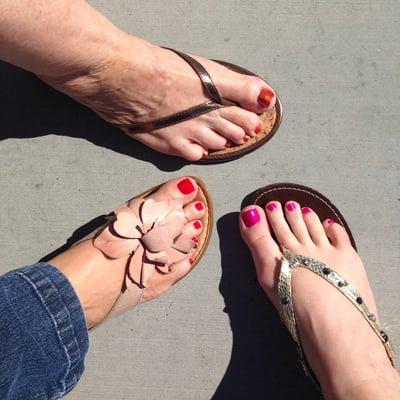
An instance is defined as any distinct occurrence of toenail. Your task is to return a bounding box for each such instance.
[177,178,195,195]
[195,202,204,211]
[243,135,250,142]
[193,221,201,230]
[225,140,232,147]
[327,219,334,225]
[242,208,260,227]
[302,207,312,214]
[258,87,275,107]
[286,202,296,211]
[255,121,263,134]
[189,257,194,265]
[192,236,199,243]
[266,202,277,212]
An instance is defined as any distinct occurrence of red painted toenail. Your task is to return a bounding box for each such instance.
[193,221,201,230]
[255,121,263,134]
[242,208,260,227]
[258,87,275,107]
[286,202,296,211]
[327,219,334,225]
[302,207,312,214]
[177,178,195,195]
[266,202,277,212]
[195,202,204,211]
[189,257,194,265]
[192,236,199,243]
[225,140,232,148]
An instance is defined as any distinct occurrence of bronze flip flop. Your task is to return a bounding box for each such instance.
[116,48,282,163]
[251,182,357,250]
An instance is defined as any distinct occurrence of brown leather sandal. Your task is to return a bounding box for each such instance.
[115,48,282,163]
[76,176,213,327]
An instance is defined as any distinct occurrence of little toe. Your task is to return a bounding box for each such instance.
[323,219,352,248]
[301,207,330,246]
[239,205,281,305]
[183,201,206,222]
[284,201,311,244]
[265,201,298,249]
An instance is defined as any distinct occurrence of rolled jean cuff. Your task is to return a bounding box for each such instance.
[1,263,89,399]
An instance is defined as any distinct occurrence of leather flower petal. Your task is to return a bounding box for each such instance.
[127,245,145,287]
[112,205,142,239]
[94,226,139,259]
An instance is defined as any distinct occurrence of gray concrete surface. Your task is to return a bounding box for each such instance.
[0,0,399,399]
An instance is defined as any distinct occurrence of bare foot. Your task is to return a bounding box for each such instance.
[240,201,400,400]
[50,177,208,328]
[40,35,276,161]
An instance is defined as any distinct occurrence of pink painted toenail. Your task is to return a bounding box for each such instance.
[302,207,312,214]
[195,202,204,211]
[193,221,202,230]
[255,121,263,134]
[266,202,277,212]
[177,178,195,195]
[258,87,275,107]
[242,208,260,227]
[286,202,296,211]
[327,219,335,225]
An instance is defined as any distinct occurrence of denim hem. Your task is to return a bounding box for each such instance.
[14,263,89,397]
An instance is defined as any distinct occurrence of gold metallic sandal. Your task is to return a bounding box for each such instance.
[278,247,395,389]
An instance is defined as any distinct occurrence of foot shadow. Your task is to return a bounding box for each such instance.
[0,61,186,172]
[212,212,320,400]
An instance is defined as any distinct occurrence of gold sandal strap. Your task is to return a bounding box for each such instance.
[278,248,395,382]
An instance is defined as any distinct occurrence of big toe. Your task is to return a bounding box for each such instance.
[239,205,282,306]
[151,176,199,204]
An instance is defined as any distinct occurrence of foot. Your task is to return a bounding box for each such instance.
[239,201,400,400]
[40,35,276,161]
[50,177,207,328]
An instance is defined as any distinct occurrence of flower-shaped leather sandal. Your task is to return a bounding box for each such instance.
[77,177,212,325]
[251,183,395,389]
[115,48,282,163]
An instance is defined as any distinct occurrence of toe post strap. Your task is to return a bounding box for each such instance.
[278,248,395,386]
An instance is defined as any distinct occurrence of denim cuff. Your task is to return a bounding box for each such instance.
[1,263,89,399]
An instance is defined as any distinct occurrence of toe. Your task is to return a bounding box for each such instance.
[323,219,351,248]
[192,126,232,150]
[265,201,298,249]
[301,207,330,246]
[180,141,208,161]
[183,200,206,221]
[239,205,281,306]
[182,219,203,242]
[151,177,199,204]
[284,201,312,244]
[218,106,263,138]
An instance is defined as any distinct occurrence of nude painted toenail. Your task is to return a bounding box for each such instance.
[302,207,312,214]
[242,208,260,227]
[258,87,275,107]
[327,219,335,225]
[192,236,199,243]
[266,202,277,212]
[177,178,195,195]
[195,202,204,211]
[286,202,296,211]
[193,221,201,230]
[255,121,263,134]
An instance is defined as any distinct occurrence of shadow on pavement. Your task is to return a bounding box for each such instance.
[212,212,320,400]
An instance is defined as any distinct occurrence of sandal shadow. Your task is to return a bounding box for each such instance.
[213,212,320,400]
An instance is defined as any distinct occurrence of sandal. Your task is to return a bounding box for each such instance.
[251,183,395,389]
[76,176,213,326]
[115,48,282,163]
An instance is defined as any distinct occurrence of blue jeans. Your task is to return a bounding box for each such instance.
[0,263,89,400]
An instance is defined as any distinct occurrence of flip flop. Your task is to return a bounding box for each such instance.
[115,48,282,163]
[251,183,395,389]
[76,176,213,327]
